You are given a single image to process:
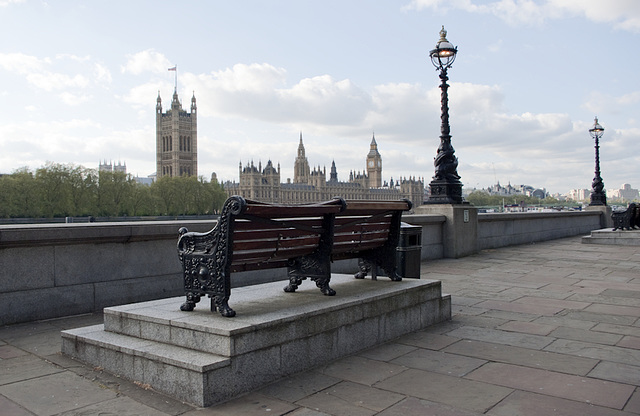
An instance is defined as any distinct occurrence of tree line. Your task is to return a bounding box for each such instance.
[0,162,227,218]
[465,190,569,209]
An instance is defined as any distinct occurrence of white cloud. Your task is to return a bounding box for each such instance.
[123,81,172,108]
[0,0,25,7]
[26,72,90,91]
[122,49,173,75]
[0,52,50,74]
[180,64,370,126]
[582,90,640,115]
[0,52,112,98]
[59,91,91,106]
[403,0,640,31]
[213,63,286,92]
[93,63,112,84]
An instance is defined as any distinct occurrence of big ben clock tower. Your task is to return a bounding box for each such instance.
[366,134,382,188]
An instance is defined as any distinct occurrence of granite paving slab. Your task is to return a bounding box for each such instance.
[466,362,635,409]
[377,397,484,416]
[297,381,405,413]
[395,331,459,350]
[0,354,64,386]
[389,348,486,376]
[588,361,640,385]
[0,371,117,416]
[374,368,513,413]
[257,371,341,403]
[496,320,557,335]
[548,326,624,345]
[625,390,640,414]
[444,326,553,349]
[618,335,640,349]
[56,396,169,416]
[317,355,407,386]
[443,339,599,375]
[487,390,630,416]
[472,299,564,315]
[0,394,34,416]
[544,338,640,366]
[180,392,298,416]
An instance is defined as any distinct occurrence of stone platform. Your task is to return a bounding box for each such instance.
[582,228,640,246]
[61,274,451,407]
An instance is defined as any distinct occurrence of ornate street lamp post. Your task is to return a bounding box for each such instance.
[427,26,463,204]
[588,117,606,206]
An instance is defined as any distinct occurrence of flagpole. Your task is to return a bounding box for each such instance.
[168,65,177,92]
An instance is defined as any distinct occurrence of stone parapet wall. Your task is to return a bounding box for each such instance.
[477,211,602,250]
[0,210,604,325]
[0,221,215,326]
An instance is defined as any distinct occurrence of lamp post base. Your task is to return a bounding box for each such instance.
[426,180,465,204]
[589,191,607,206]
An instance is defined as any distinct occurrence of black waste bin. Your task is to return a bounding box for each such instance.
[396,222,422,278]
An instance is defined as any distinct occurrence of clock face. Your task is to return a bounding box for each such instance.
[377,160,381,167]
[368,160,374,167]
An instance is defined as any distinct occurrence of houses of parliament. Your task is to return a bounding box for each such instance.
[155,90,424,208]
[224,133,425,209]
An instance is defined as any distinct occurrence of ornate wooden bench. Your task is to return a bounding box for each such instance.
[177,195,412,317]
[612,203,639,231]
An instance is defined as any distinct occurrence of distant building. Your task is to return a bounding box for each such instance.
[607,183,639,201]
[567,188,592,201]
[156,89,197,178]
[134,176,154,186]
[485,182,547,198]
[224,133,424,209]
[99,160,126,173]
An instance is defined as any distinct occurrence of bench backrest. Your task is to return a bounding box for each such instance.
[178,196,411,276]
[230,198,345,272]
[332,200,411,260]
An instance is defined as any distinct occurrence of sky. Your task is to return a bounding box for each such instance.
[1,0,639,195]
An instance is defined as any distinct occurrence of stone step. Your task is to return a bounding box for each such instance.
[582,229,640,246]
[102,274,449,357]
[62,274,451,407]
[62,324,232,406]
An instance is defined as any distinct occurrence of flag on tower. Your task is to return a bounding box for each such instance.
[168,66,177,71]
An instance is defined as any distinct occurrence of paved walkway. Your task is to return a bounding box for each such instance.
[1,236,639,415]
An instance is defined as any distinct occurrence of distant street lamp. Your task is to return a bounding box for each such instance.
[427,26,463,204]
[588,117,606,206]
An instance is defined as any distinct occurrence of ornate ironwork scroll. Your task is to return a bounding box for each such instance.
[177,195,246,317]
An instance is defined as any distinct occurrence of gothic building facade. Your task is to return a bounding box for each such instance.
[99,160,126,173]
[225,134,424,209]
[155,90,197,178]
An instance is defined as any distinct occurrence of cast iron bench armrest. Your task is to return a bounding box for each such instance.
[612,203,639,231]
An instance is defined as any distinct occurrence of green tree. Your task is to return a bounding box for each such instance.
[35,162,75,217]
[97,170,137,216]
[151,175,179,215]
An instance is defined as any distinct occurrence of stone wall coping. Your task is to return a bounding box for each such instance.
[0,220,217,248]
[478,210,600,222]
[402,213,446,225]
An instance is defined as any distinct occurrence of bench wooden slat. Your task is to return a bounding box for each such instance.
[234,227,322,241]
[234,235,321,252]
[333,230,389,243]
[231,260,289,273]
[340,200,410,213]
[243,201,344,218]
[235,217,325,229]
[231,245,319,263]
[332,241,389,257]
[334,220,391,231]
